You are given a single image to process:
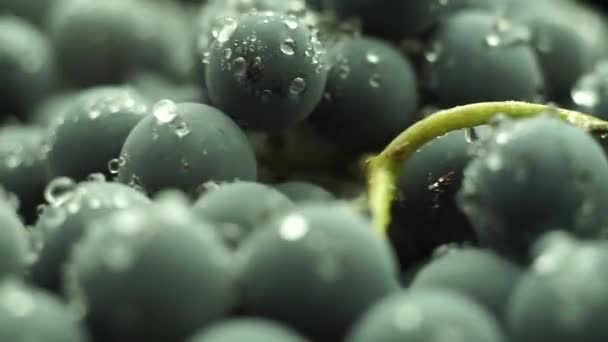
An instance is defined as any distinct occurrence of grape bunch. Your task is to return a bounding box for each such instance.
[1,0,608,341]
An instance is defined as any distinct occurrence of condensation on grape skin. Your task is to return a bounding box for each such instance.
[108,157,126,175]
[369,73,382,88]
[216,17,238,44]
[289,77,307,95]
[279,214,309,241]
[152,99,178,125]
[44,177,77,206]
[280,38,296,56]
[232,57,247,78]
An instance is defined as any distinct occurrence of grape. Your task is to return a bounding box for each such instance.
[507,232,608,342]
[347,289,504,342]
[0,16,57,118]
[238,203,400,340]
[421,10,544,107]
[186,318,311,342]
[0,280,89,342]
[507,2,594,101]
[204,12,327,132]
[0,125,48,223]
[275,181,334,203]
[311,36,419,152]
[0,0,57,25]
[458,115,608,262]
[48,0,179,86]
[45,86,149,181]
[324,0,443,40]
[411,247,521,322]
[390,128,489,267]
[0,197,29,280]
[192,181,294,248]
[442,0,506,14]
[65,194,236,342]
[31,180,150,293]
[117,101,257,196]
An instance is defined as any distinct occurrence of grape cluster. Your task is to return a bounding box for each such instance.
[0,0,608,341]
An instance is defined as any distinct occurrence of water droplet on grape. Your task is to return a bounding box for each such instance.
[232,57,247,77]
[369,73,382,88]
[289,77,307,95]
[153,99,178,124]
[280,38,296,56]
[175,122,190,139]
[108,157,126,174]
[44,177,76,206]
[217,17,238,44]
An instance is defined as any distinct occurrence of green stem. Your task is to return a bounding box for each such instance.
[366,101,608,236]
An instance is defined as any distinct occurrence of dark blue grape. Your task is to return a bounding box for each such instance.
[0,16,56,118]
[192,181,294,248]
[325,0,443,40]
[411,247,521,322]
[507,2,594,101]
[311,36,419,152]
[0,125,48,223]
[186,318,311,342]
[45,86,149,181]
[347,289,504,342]
[204,12,327,132]
[48,0,180,86]
[0,280,89,342]
[117,101,257,196]
[507,232,608,342]
[390,128,489,267]
[422,10,544,107]
[238,203,399,340]
[458,115,608,262]
[65,194,236,342]
[0,197,29,280]
[31,180,150,293]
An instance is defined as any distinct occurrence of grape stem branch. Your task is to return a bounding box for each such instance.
[365,101,608,236]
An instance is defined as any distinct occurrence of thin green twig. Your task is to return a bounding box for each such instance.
[366,101,608,236]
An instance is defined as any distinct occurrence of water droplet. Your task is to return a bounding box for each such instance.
[202,51,211,64]
[280,214,309,241]
[424,43,443,63]
[223,48,232,59]
[217,17,238,44]
[369,73,382,88]
[484,34,501,47]
[366,52,380,64]
[87,173,106,182]
[464,127,478,143]
[289,77,307,95]
[261,89,272,101]
[108,157,126,174]
[337,64,350,79]
[283,16,298,29]
[153,99,178,124]
[44,177,76,206]
[280,38,296,56]
[571,74,602,109]
[175,122,190,139]
[232,57,247,77]
[88,110,101,119]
